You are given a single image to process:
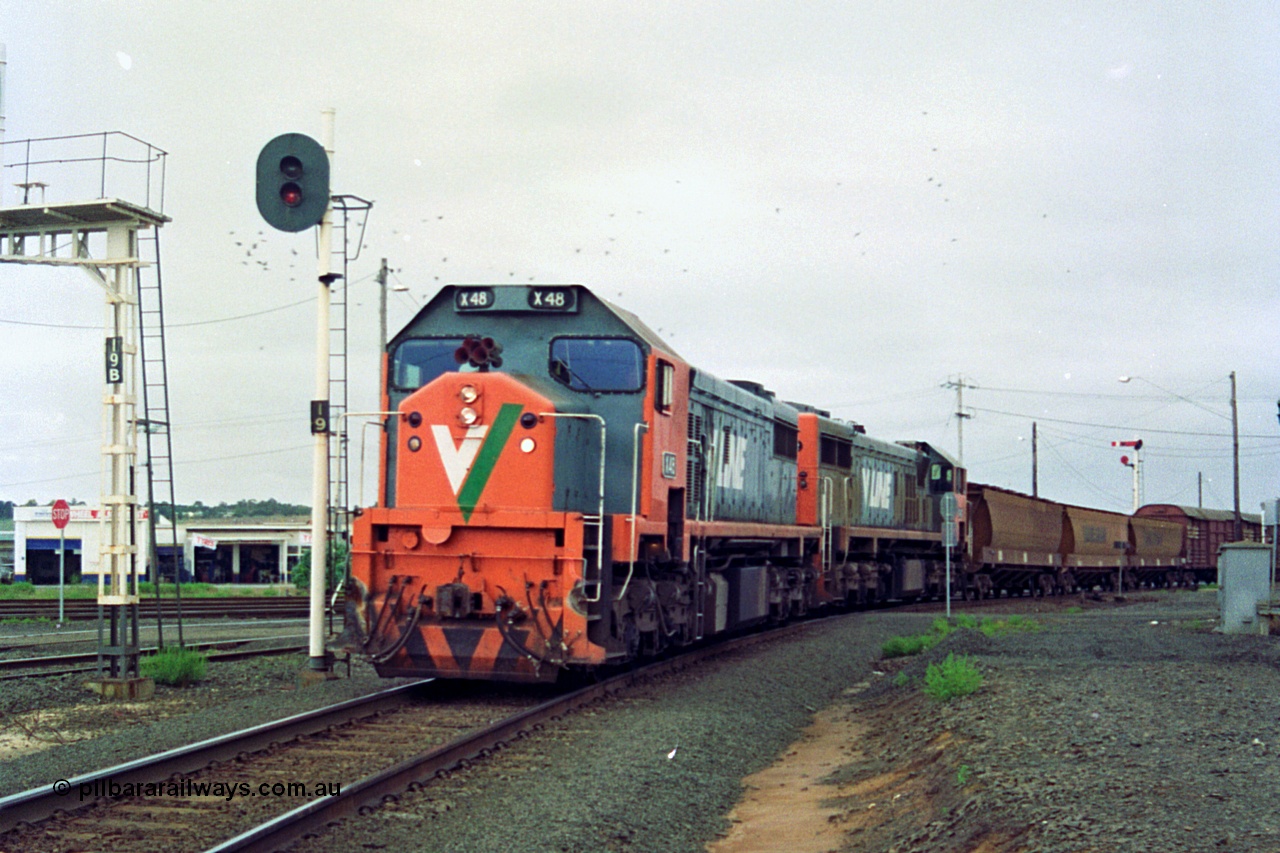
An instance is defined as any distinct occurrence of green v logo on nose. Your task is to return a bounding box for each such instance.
[431,403,523,522]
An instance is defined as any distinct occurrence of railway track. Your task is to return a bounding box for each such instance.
[0,622,806,852]
[0,597,314,622]
[0,637,310,681]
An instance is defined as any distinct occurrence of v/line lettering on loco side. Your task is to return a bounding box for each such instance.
[714,429,747,491]
[862,464,894,512]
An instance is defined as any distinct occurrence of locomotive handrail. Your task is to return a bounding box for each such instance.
[339,410,404,508]
[617,421,650,602]
[537,412,606,602]
[819,476,834,572]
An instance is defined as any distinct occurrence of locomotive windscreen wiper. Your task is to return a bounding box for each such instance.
[551,356,596,392]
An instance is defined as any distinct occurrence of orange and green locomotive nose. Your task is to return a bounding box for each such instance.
[394,374,557,517]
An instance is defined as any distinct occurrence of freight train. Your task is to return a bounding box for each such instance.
[965,485,1260,596]
[341,284,1261,682]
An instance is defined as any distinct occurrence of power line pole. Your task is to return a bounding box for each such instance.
[376,257,389,354]
[1231,370,1241,541]
[1032,421,1038,497]
[942,376,975,465]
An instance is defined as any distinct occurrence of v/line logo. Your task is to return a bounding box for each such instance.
[862,463,894,512]
[430,403,523,521]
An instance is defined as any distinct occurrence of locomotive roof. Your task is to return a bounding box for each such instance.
[597,295,682,360]
[393,284,681,358]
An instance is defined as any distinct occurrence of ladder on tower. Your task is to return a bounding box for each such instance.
[325,195,372,615]
[136,228,184,647]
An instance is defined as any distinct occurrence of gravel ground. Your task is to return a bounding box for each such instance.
[290,590,1280,853]
[5,590,1276,853]
[834,590,1280,853]
[292,608,933,853]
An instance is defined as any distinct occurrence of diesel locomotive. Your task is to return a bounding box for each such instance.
[343,284,962,682]
[341,283,1263,683]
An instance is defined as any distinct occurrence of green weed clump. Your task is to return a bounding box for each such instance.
[978,614,1042,638]
[882,618,955,658]
[924,653,983,702]
[141,647,208,686]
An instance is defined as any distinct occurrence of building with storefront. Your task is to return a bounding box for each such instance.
[180,517,311,584]
[12,508,311,586]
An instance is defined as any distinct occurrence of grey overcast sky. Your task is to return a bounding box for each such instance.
[1,1,1277,516]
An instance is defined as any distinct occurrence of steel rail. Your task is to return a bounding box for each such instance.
[0,640,309,681]
[206,624,815,853]
[0,598,315,621]
[0,680,431,833]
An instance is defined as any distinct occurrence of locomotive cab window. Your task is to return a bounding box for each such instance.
[549,337,644,392]
[820,436,852,469]
[655,360,676,413]
[392,338,476,390]
[773,421,798,460]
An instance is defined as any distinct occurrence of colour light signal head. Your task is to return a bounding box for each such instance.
[256,134,330,232]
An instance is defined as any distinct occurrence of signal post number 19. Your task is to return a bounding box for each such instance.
[105,337,124,385]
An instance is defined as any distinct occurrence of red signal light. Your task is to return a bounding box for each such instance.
[280,183,303,207]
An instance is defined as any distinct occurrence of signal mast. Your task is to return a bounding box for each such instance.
[1112,439,1143,512]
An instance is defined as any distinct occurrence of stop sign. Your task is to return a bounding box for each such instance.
[51,499,70,530]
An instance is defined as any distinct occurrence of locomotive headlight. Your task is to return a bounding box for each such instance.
[407,436,422,452]
[459,384,479,404]
[520,438,536,453]
[460,406,479,425]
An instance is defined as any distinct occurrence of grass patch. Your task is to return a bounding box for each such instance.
[0,582,96,600]
[141,646,208,686]
[882,618,955,658]
[1065,605,1082,614]
[924,653,983,701]
[978,614,1042,638]
[0,582,297,600]
[882,613,1041,658]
